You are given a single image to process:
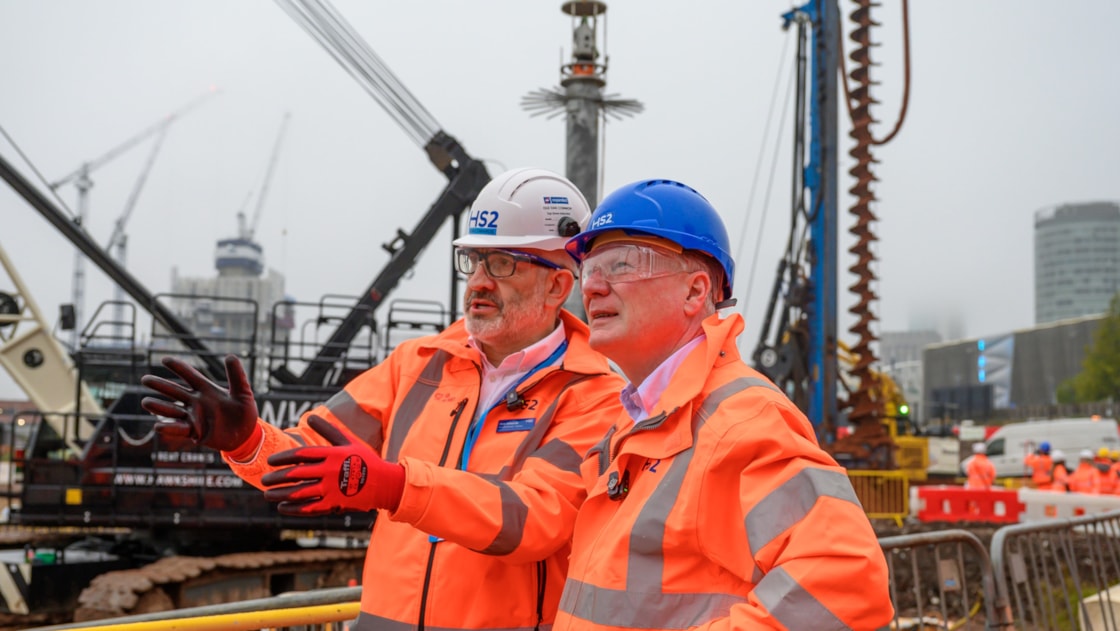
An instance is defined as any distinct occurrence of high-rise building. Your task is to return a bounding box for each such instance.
[169,236,293,387]
[1035,201,1120,324]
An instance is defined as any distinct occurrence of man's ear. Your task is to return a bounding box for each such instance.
[544,268,576,308]
[682,270,712,316]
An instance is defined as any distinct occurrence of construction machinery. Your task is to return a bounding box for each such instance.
[751,0,913,470]
[0,0,489,624]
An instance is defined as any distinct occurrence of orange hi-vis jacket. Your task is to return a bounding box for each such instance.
[227,310,624,631]
[1024,452,1053,487]
[554,314,893,631]
[967,454,997,490]
[1048,463,1069,492]
[1067,462,1102,494]
[1098,461,1119,494]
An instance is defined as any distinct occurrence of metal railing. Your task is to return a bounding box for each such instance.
[29,585,361,631]
[992,511,1120,630]
[26,510,1120,631]
[880,528,1013,630]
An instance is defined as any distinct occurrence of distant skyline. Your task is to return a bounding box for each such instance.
[2,1,1119,399]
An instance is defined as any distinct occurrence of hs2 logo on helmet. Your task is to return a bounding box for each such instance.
[590,212,614,230]
[468,209,500,234]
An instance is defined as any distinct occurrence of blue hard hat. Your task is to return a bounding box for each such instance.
[1039,441,1051,454]
[565,179,734,301]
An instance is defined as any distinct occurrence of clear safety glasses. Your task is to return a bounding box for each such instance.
[580,243,691,285]
[455,248,562,278]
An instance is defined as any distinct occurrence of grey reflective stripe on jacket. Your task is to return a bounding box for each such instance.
[319,349,450,455]
[323,389,384,450]
[561,376,854,630]
[481,373,591,555]
[754,566,850,630]
[353,612,552,631]
[321,349,451,459]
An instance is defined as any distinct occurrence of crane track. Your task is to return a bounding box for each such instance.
[73,547,365,622]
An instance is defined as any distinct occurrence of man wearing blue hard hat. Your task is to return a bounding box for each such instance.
[1025,440,1053,488]
[555,179,893,630]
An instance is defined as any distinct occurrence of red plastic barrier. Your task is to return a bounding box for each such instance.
[915,485,1026,524]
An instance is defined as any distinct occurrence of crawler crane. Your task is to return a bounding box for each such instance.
[0,0,490,624]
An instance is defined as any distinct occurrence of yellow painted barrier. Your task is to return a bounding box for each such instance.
[847,469,909,527]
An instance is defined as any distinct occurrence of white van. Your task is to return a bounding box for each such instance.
[962,417,1120,478]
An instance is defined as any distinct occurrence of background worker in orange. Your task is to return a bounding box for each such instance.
[1047,450,1069,492]
[556,179,893,630]
[1109,450,1120,494]
[1024,441,1053,488]
[140,167,625,631]
[1067,449,1102,494]
[966,441,997,490]
[1095,447,1118,494]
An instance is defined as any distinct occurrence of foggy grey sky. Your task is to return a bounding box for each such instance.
[2,1,1118,399]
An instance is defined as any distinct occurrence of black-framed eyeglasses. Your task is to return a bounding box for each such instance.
[454,248,562,278]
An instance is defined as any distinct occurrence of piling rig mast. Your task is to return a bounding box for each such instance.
[752,0,911,468]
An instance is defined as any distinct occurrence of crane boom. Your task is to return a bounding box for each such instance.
[0,152,226,379]
[272,0,491,387]
[243,112,291,241]
[49,87,220,191]
[106,126,169,254]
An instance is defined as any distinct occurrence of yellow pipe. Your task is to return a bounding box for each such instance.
[71,602,361,631]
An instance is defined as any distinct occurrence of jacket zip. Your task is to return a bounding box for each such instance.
[610,410,674,461]
[417,397,468,630]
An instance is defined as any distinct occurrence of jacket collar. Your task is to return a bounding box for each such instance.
[422,309,613,377]
[609,313,746,462]
[653,312,745,414]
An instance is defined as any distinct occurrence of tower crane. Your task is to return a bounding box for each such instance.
[215,112,291,278]
[49,87,220,349]
[240,112,290,243]
[105,125,170,342]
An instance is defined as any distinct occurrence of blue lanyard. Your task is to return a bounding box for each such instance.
[459,340,568,472]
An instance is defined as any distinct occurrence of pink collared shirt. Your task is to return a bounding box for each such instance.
[467,322,567,418]
[619,334,706,423]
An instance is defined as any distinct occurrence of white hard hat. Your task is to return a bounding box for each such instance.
[972,442,987,454]
[1080,449,1095,460]
[453,167,590,251]
[1051,449,1065,461]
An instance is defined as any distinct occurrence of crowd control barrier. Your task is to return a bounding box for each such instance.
[911,485,1026,524]
[991,510,1120,630]
[878,528,1012,630]
[848,469,909,526]
[30,512,1120,631]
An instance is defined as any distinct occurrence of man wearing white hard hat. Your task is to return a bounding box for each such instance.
[141,167,626,630]
[1047,449,1070,492]
[1067,449,1102,494]
[965,441,997,490]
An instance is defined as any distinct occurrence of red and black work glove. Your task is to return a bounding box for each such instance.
[140,354,261,453]
[260,414,405,516]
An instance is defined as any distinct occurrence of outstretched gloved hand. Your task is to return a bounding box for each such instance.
[141,354,261,453]
[260,415,405,516]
